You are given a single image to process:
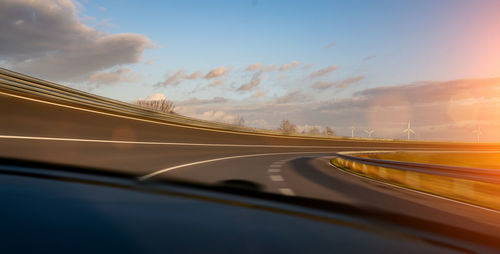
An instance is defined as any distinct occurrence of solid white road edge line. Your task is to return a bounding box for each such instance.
[330,161,500,214]
[3,135,496,151]
[138,151,333,181]
[0,134,444,149]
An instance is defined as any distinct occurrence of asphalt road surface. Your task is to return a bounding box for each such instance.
[1,89,500,238]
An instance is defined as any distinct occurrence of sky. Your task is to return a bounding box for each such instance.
[1,0,500,141]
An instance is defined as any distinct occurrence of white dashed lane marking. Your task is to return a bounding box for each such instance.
[267,159,297,195]
[279,188,295,196]
[270,175,284,181]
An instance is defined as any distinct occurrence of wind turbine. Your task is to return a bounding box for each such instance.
[364,129,375,138]
[402,120,415,140]
[472,125,482,143]
[351,125,355,138]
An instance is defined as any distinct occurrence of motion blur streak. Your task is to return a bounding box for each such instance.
[2,76,500,243]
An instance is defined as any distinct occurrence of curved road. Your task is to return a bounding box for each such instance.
[1,89,500,239]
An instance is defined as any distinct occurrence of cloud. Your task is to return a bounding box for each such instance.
[336,76,365,89]
[246,63,277,72]
[0,0,152,81]
[363,55,376,61]
[200,110,238,123]
[237,72,263,91]
[252,91,266,98]
[179,97,228,105]
[302,63,315,69]
[261,64,278,72]
[154,70,185,87]
[184,70,201,80]
[316,77,500,140]
[278,74,287,80]
[309,65,338,78]
[175,106,239,124]
[325,43,335,49]
[311,81,334,90]
[145,93,166,101]
[275,91,307,104]
[246,63,262,71]
[88,68,141,85]
[279,61,300,71]
[353,78,500,105]
[205,66,232,79]
[208,79,224,87]
[154,69,201,87]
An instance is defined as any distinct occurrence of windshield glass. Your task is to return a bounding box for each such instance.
[1,2,500,249]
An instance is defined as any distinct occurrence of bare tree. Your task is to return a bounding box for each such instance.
[307,126,321,135]
[278,119,296,134]
[325,126,335,136]
[233,116,245,126]
[136,98,176,114]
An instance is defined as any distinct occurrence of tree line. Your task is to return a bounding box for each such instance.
[133,99,335,136]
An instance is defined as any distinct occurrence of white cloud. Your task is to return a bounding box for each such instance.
[154,69,201,87]
[146,93,166,101]
[208,79,224,87]
[261,64,278,72]
[205,66,232,79]
[154,70,185,87]
[237,72,263,91]
[336,76,365,89]
[279,61,300,71]
[246,63,262,71]
[178,97,228,105]
[252,91,266,98]
[246,63,278,72]
[302,63,315,69]
[0,0,152,81]
[200,110,238,123]
[88,68,141,85]
[311,81,334,90]
[309,65,338,78]
[278,74,287,80]
[275,91,308,104]
[184,70,201,80]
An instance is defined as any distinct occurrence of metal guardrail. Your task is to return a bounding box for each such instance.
[335,152,500,184]
[333,152,500,210]
[0,68,261,132]
[0,67,331,139]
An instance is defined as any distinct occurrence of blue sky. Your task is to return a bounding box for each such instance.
[76,0,500,101]
[2,0,500,140]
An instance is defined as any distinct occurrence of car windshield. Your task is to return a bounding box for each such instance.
[1,0,500,252]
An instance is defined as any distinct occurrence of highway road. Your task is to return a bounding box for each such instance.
[1,88,500,241]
